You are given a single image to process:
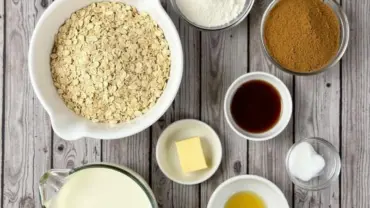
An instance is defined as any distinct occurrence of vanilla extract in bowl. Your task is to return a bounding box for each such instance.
[230,80,281,133]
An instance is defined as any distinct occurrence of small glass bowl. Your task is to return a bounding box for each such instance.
[260,0,350,75]
[169,0,255,31]
[285,137,341,191]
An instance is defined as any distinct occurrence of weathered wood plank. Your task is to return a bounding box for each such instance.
[295,0,343,206]
[3,0,370,207]
[200,21,249,207]
[248,0,293,206]
[294,70,340,208]
[102,131,150,182]
[47,0,102,172]
[53,137,101,169]
[0,0,4,206]
[293,2,341,208]
[341,0,370,207]
[3,0,53,207]
[150,0,201,207]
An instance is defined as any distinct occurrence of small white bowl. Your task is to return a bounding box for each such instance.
[207,175,289,208]
[29,0,183,140]
[224,72,292,141]
[156,119,222,185]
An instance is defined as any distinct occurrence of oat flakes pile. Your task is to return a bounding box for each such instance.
[51,2,171,123]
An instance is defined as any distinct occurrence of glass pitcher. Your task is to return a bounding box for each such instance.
[39,163,158,208]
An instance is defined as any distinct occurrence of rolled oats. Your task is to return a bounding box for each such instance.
[51,2,171,123]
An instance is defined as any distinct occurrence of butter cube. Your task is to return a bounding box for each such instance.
[175,137,208,173]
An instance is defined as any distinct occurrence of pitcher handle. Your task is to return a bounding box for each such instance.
[39,169,71,207]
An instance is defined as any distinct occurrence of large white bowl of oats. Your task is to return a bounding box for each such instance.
[29,0,183,140]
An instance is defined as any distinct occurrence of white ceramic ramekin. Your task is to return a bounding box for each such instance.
[29,0,183,140]
[224,72,292,141]
[155,119,222,185]
[207,175,289,208]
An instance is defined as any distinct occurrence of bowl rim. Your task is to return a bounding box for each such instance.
[285,137,341,191]
[224,72,292,141]
[28,0,184,140]
[155,119,223,185]
[207,175,290,208]
[169,0,255,31]
[260,0,350,76]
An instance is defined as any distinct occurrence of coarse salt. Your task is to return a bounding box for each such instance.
[176,0,247,27]
[288,142,326,181]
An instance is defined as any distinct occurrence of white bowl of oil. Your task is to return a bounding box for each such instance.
[207,175,289,208]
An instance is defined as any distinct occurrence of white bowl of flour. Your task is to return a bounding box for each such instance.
[171,0,255,30]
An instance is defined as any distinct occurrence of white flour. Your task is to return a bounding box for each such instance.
[176,0,246,27]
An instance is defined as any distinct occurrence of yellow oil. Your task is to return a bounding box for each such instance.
[224,191,265,208]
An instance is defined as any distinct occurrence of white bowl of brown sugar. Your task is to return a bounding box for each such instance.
[29,0,183,140]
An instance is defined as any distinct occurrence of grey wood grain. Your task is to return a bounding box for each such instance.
[248,0,293,206]
[53,137,101,169]
[4,0,370,207]
[0,0,4,206]
[294,71,340,208]
[341,0,370,207]
[3,0,53,207]
[293,1,341,207]
[46,0,101,172]
[200,22,249,208]
[150,0,201,207]
[102,131,151,182]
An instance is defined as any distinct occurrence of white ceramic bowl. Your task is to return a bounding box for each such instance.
[224,72,292,141]
[29,0,183,140]
[207,175,289,208]
[156,119,222,185]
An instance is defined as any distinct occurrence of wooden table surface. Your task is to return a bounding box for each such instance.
[1,0,369,207]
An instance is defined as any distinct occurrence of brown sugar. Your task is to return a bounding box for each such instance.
[263,0,340,73]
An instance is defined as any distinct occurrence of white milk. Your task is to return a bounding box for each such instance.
[47,168,152,208]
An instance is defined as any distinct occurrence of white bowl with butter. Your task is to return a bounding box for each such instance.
[156,119,222,185]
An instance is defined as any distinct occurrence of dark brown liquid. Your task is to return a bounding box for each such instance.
[231,80,281,133]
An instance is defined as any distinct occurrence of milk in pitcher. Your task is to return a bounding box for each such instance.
[45,167,152,208]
